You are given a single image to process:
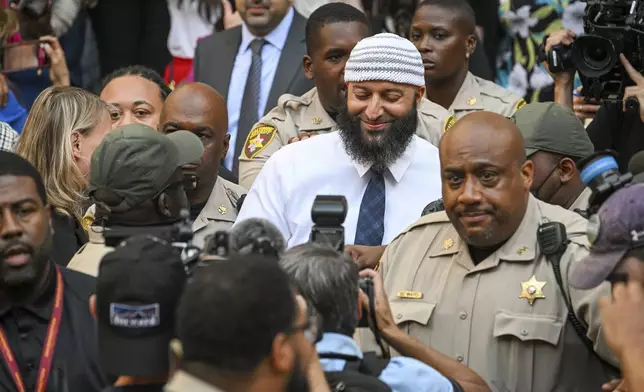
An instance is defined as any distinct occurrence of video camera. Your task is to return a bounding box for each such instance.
[546,0,644,102]
[578,150,633,214]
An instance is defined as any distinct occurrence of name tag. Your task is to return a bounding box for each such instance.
[396,291,423,299]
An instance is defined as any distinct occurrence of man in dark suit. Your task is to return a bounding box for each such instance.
[194,0,314,176]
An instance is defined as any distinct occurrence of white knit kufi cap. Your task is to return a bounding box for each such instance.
[344,33,425,87]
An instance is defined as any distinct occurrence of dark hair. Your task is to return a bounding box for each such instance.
[101,66,172,101]
[546,152,584,167]
[177,254,297,373]
[280,243,359,337]
[305,2,371,56]
[0,151,47,204]
[177,0,219,23]
[417,0,476,35]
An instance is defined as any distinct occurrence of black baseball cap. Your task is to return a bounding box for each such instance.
[96,235,186,377]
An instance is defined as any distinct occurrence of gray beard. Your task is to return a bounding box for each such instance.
[336,101,418,173]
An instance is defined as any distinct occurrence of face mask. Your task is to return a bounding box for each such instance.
[531,165,559,200]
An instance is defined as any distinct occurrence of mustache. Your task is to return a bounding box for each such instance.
[1,240,34,256]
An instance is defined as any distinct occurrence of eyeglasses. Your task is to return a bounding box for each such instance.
[285,312,323,344]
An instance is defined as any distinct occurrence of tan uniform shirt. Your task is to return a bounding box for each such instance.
[192,177,246,249]
[360,196,616,392]
[165,371,226,392]
[237,87,449,189]
[569,187,592,213]
[67,228,113,277]
[448,71,526,120]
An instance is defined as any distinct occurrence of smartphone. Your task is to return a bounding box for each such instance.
[1,39,51,73]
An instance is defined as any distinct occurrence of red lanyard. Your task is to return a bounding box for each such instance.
[0,266,64,392]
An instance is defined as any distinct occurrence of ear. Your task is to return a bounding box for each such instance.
[465,34,477,60]
[70,131,82,158]
[222,134,231,158]
[270,333,295,374]
[558,158,576,183]
[521,160,534,190]
[89,295,97,319]
[416,86,426,103]
[303,55,314,80]
[157,193,172,218]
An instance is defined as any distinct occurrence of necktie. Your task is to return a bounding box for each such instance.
[234,38,266,174]
[354,171,386,246]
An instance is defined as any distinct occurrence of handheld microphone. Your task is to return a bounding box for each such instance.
[229,218,286,256]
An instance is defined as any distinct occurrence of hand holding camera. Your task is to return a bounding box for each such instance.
[358,269,397,337]
[619,53,644,122]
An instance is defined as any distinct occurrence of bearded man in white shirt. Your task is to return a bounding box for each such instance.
[235,33,442,250]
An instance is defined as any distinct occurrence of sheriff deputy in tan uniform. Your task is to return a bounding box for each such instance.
[360,112,618,392]
[237,4,450,189]
[68,124,204,276]
[514,102,595,213]
[158,82,246,248]
[410,0,525,123]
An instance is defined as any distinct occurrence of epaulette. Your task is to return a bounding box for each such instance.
[395,211,451,238]
[477,77,524,104]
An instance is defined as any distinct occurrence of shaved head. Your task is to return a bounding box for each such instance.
[160,83,230,207]
[440,112,534,248]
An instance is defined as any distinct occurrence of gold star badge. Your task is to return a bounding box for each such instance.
[519,275,546,305]
[217,206,228,215]
[466,96,477,106]
[517,246,529,255]
[444,238,454,249]
[312,116,322,125]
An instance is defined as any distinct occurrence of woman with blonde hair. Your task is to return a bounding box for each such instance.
[16,86,112,266]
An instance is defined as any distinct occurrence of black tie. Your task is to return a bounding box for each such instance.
[234,38,265,175]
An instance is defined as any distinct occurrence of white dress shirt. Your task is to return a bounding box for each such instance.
[235,132,443,248]
[223,7,295,170]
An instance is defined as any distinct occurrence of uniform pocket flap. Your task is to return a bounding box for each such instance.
[493,311,563,345]
[389,300,436,326]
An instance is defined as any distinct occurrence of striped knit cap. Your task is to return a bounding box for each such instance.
[344,33,425,87]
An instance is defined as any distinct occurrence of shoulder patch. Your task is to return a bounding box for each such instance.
[443,115,456,133]
[243,125,277,159]
[515,98,527,111]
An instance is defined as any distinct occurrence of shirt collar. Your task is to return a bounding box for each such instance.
[449,71,484,111]
[0,261,57,321]
[316,333,363,359]
[352,136,418,182]
[240,6,294,52]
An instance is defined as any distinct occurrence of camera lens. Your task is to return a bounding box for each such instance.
[582,45,610,70]
[572,35,618,77]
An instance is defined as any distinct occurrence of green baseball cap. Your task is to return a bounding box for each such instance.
[512,102,594,159]
[88,124,204,213]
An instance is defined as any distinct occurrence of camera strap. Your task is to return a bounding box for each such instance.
[0,265,64,392]
[369,293,390,359]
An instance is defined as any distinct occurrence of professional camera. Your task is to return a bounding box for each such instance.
[578,150,633,214]
[546,0,644,102]
[310,195,348,252]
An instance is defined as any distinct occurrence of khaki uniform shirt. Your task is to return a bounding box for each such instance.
[192,177,246,249]
[569,187,592,213]
[237,87,449,189]
[360,196,616,392]
[67,228,113,277]
[165,371,225,392]
[448,71,526,120]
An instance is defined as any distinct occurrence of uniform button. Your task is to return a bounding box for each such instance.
[19,333,28,341]
[456,355,464,362]
[395,314,403,320]
[521,329,528,336]
[459,312,467,320]
[26,361,34,370]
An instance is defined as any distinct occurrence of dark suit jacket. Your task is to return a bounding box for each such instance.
[194,10,314,117]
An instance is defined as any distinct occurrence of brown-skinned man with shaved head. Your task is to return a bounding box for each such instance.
[159,82,247,249]
[359,112,618,391]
